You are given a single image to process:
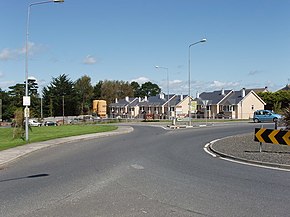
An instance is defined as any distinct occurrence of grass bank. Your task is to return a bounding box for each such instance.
[0,125,117,151]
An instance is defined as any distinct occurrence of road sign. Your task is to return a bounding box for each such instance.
[24,107,30,118]
[23,96,31,106]
[254,128,290,146]
[191,101,197,112]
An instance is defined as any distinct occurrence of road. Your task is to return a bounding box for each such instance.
[0,123,289,217]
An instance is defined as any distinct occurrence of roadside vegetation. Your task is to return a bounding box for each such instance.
[283,106,290,129]
[0,124,117,151]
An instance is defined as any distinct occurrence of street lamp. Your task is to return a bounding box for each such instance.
[24,0,64,142]
[155,66,170,119]
[188,38,206,126]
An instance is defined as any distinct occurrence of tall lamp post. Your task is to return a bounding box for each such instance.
[155,66,170,119]
[188,38,206,126]
[24,0,64,142]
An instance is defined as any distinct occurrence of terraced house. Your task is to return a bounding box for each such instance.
[109,88,266,120]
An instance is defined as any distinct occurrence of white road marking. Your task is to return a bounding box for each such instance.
[203,143,217,157]
[203,139,290,172]
[220,157,290,172]
[131,164,145,170]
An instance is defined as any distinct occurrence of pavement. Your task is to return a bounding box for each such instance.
[1,124,290,170]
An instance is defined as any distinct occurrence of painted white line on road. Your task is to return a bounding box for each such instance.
[204,143,217,158]
[220,157,290,172]
[204,139,290,172]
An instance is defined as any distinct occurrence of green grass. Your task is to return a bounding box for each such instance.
[0,124,117,151]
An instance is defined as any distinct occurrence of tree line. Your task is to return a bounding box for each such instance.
[0,74,161,121]
[0,74,289,121]
[258,91,290,113]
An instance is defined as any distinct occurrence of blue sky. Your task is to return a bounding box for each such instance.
[1,0,289,95]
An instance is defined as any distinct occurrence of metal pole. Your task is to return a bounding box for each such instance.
[24,4,31,142]
[24,0,64,142]
[188,39,206,126]
[155,66,169,119]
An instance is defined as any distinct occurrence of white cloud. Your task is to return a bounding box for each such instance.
[0,48,16,60]
[131,76,150,84]
[0,42,43,61]
[0,80,18,90]
[209,80,240,89]
[83,55,97,65]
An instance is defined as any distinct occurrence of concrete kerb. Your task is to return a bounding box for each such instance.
[208,137,290,170]
[0,126,133,168]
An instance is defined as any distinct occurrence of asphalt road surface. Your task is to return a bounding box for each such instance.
[1,123,289,217]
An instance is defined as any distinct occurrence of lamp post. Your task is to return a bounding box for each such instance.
[188,38,206,126]
[155,66,170,119]
[24,0,64,142]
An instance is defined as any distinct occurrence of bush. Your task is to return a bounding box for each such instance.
[282,106,290,130]
[12,108,25,140]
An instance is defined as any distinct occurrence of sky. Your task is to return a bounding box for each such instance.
[1,0,290,95]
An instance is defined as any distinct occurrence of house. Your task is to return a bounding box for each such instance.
[109,87,267,120]
[109,96,139,118]
[135,93,176,119]
[109,93,187,119]
[193,88,266,119]
[278,83,290,91]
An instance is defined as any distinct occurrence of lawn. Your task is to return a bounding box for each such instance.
[0,124,117,151]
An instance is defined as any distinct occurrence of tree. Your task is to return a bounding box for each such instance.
[7,78,40,119]
[139,81,161,97]
[75,75,94,115]
[130,81,141,97]
[100,80,133,104]
[258,90,290,112]
[0,88,13,121]
[93,80,103,99]
[42,74,78,117]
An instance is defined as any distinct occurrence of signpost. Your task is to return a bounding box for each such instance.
[254,128,290,152]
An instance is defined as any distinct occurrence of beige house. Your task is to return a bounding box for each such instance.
[193,88,266,119]
[109,88,266,120]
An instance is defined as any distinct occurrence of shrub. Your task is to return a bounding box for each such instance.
[282,106,290,130]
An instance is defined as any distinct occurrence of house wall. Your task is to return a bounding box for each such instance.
[210,105,218,118]
[236,93,265,119]
[175,97,191,118]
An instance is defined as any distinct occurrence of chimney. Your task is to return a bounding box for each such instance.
[242,88,246,97]
[115,98,118,103]
[138,97,141,102]
[159,92,165,99]
[221,88,225,95]
[180,94,184,101]
[144,96,148,101]
[125,96,129,102]
[196,91,200,98]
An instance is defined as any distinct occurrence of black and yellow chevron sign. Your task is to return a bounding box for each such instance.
[254,128,290,146]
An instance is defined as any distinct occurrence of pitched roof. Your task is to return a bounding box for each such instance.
[197,90,232,104]
[248,87,269,93]
[279,84,290,91]
[109,97,137,107]
[220,89,266,105]
[138,94,169,106]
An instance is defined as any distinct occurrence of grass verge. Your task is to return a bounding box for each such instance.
[0,125,117,151]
